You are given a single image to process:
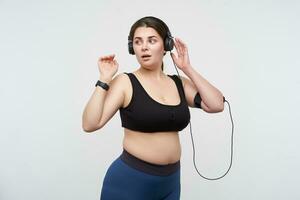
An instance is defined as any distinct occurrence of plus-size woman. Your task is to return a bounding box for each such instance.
[82,16,224,200]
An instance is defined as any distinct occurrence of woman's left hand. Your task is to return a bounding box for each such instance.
[170,38,192,72]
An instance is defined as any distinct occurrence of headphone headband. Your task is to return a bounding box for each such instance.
[128,17,174,55]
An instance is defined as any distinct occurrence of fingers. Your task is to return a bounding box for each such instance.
[99,55,117,66]
[173,38,181,56]
[101,54,114,61]
[174,38,183,57]
[99,54,115,62]
[113,59,119,67]
[174,38,188,56]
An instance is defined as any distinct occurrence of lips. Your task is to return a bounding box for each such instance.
[141,54,151,58]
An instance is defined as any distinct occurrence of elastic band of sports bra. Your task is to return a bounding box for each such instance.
[119,148,180,177]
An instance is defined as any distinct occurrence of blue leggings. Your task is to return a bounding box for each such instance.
[100,150,181,200]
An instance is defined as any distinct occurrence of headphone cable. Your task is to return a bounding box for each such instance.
[170,52,235,180]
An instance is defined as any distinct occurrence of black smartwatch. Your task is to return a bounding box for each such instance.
[95,80,109,91]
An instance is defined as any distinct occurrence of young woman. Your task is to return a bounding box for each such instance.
[82,16,224,200]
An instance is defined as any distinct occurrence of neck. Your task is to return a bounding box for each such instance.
[137,66,166,81]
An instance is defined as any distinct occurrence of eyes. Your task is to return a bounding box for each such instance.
[134,38,157,45]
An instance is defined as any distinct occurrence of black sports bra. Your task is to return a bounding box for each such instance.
[119,72,190,133]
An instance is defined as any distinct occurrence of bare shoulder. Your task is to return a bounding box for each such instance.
[110,72,129,84]
[174,74,189,88]
[115,72,131,87]
[111,72,132,108]
[109,73,129,92]
[177,74,197,92]
[176,74,198,108]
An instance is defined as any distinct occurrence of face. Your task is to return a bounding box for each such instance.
[132,26,165,69]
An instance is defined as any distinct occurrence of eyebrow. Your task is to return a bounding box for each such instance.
[133,36,157,40]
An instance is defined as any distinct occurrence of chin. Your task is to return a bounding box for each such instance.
[143,64,159,70]
[138,61,152,67]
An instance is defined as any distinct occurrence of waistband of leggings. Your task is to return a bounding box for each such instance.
[119,148,180,177]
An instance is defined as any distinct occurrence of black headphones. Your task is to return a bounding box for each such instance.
[128,17,175,55]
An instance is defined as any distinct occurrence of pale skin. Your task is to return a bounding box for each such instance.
[82,27,224,165]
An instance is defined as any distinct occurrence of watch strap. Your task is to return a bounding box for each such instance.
[95,80,109,90]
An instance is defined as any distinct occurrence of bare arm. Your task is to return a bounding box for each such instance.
[82,77,112,132]
[82,54,122,133]
[181,68,224,112]
[171,37,224,113]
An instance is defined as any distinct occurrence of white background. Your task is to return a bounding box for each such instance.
[1,0,299,199]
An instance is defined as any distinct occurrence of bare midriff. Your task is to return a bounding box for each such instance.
[122,128,181,165]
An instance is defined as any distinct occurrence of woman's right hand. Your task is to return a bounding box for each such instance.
[97,54,119,81]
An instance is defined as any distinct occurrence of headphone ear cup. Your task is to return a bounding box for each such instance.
[128,40,135,55]
[164,37,174,51]
[164,30,174,51]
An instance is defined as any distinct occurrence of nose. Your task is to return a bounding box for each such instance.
[141,41,149,51]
